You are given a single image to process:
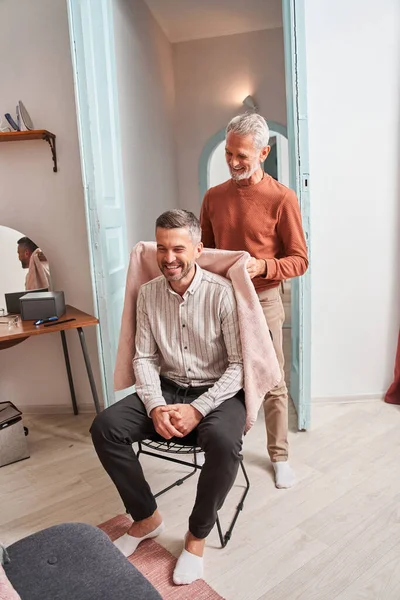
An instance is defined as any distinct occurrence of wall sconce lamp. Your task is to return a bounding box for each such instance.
[242,95,258,112]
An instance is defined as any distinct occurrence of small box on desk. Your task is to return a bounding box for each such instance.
[0,402,29,468]
[20,291,66,321]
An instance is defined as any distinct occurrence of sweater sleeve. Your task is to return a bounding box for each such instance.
[264,189,309,281]
[200,190,216,248]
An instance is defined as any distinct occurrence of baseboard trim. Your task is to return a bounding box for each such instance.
[19,395,385,413]
[312,393,384,405]
[19,404,99,415]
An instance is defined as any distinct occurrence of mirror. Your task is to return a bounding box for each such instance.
[0,225,52,316]
[209,129,289,188]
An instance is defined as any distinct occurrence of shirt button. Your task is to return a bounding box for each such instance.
[184,346,188,350]
[182,324,185,327]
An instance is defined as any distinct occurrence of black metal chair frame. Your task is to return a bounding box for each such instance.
[137,439,250,548]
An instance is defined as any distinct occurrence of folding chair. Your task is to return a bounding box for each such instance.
[137,439,250,548]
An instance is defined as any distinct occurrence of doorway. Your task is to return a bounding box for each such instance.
[67,0,311,428]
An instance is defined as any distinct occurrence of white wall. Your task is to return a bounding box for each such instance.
[113,0,179,249]
[276,135,289,187]
[305,0,400,399]
[0,0,102,412]
[173,28,287,213]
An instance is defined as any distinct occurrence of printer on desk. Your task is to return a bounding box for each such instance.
[20,291,66,321]
[5,288,48,315]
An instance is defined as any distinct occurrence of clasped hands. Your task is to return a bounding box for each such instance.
[151,403,203,440]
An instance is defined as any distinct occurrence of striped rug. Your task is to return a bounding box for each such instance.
[99,514,225,600]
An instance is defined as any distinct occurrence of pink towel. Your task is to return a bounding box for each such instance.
[25,249,51,291]
[114,242,280,432]
[0,566,21,600]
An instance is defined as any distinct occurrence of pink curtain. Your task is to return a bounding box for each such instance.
[385,332,400,404]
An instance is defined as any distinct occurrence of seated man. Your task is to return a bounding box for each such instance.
[91,209,245,586]
[17,236,51,290]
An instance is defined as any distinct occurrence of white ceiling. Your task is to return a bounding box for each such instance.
[143,0,282,43]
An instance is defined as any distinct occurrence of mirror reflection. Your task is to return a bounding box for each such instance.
[209,130,289,189]
[0,225,52,316]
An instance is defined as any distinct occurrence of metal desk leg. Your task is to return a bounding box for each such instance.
[60,330,78,415]
[76,327,101,414]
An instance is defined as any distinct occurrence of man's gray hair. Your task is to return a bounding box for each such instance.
[226,113,270,149]
[156,209,201,243]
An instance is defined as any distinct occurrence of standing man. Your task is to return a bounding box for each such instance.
[91,210,245,585]
[200,113,308,489]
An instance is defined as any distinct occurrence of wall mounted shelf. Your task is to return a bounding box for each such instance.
[0,129,58,172]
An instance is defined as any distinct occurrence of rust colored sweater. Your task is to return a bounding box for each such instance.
[200,175,309,292]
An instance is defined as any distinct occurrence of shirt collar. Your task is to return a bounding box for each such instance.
[165,263,203,297]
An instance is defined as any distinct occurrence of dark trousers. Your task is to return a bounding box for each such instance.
[90,378,246,539]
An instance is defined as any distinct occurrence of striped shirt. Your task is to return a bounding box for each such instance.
[133,264,244,417]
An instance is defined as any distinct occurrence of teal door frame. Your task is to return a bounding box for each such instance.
[67,0,129,408]
[282,0,311,430]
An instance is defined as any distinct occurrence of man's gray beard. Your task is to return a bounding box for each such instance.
[230,161,260,181]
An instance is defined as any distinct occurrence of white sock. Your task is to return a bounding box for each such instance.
[114,521,165,557]
[173,549,204,585]
[273,461,295,489]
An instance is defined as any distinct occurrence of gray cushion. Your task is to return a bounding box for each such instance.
[5,523,161,600]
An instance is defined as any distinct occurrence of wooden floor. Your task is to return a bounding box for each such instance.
[2,398,400,600]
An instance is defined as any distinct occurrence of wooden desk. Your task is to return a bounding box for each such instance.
[0,305,101,414]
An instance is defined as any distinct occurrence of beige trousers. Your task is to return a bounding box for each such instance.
[257,286,288,462]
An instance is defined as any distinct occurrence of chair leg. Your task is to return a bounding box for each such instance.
[215,458,250,548]
[136,444,249,547]
[137,442,199,499]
